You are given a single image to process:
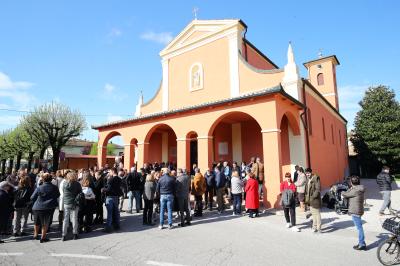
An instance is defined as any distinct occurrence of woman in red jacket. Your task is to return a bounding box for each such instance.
[245,169,259,218]
[280,172,300,232]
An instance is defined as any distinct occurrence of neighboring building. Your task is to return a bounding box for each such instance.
[93,19,349,208]
[55,138,124,169]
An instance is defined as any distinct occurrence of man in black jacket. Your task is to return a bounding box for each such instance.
[126,167,143,214]
[377,166,394,215]
[102,168,122,232]
[93,171,105,224]
[0,181,14,243]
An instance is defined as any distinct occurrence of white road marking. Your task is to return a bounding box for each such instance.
[50,253,111,260]
[146,260,187,266]
[0,252,24,256]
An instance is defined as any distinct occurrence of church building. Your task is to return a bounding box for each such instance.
[93,19,349,208]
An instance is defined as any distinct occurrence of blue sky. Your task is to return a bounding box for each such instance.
[0,1,399,145]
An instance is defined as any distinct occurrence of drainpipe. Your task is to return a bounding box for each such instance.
[301,79,312,168]
[243,27,248,61]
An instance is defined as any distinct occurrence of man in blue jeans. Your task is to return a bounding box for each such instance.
[126,167,144,213]
[342,175,367,251]
[156,168,176,229]
[102,168,122,233]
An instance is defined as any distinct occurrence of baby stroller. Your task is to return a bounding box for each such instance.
[323,178,350,214]
[331,181,349,214]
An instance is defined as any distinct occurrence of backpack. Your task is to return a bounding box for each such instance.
[15,188,28,208]
[281,189,295,207]
[74,192,86,209]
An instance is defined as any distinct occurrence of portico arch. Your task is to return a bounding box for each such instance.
[279,112,303,176]
[98,130,123,168]
[208,111,263,164]
[144,124,177,166]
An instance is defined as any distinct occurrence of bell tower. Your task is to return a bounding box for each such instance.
[303,55,340,110]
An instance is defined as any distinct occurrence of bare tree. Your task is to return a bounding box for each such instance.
[22,102,86,170]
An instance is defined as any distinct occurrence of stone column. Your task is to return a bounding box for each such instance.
[123,144,135,170]
[136,142,149,168]
[98,145,107,168]
[176,138,188,170]
[197,136,213,172]
[261,129,282,209]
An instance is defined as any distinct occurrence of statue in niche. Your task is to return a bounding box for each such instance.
[191,64,202,90]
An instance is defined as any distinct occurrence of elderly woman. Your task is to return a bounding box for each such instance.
[62,171,82,241]
[295,167,307,212]
[191,168,206,217]
[245,169,259,218]
[30,173,60,243]
[13,175,33,236]
[143,173,156,225]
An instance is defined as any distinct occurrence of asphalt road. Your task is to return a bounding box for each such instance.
[0,179,397,266]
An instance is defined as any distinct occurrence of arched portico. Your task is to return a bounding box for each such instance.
[98,130,123,168]
[279,111,305,177]
[208,111,263,164]
[144,124,177,165]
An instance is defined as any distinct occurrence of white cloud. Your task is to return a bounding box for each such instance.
[107,114,123,123]
[104,83,115,93]
[338,85,370,128]
[140,31,173,45]
[0,71,34,90]
[0,72,37,113]
[0,115,22,127]
[101,83,127,101]
[108,27,122,38]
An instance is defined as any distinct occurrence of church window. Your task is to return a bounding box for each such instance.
[317,73,324,86]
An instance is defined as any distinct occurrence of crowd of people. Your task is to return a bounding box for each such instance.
[0,158,395,252]
[0,157,265,243]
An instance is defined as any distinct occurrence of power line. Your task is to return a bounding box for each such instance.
[0,108,134,117]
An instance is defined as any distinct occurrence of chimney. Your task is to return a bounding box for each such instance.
[303,55,340,110]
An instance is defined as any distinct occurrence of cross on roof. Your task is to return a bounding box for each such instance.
[318,48,323,58]
[193,7,199,20]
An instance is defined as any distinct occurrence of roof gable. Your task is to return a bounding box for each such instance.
[160,19,243,57]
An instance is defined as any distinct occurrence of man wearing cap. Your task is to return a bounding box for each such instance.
[304,168,322,233]
[0,181,14,243]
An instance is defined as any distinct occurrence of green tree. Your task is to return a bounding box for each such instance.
[0,131,13,174]
[90,142,116,156]
[22,102,86,171]
[351,85,400,175]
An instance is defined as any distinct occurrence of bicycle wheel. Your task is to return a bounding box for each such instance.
[377,238,400,265]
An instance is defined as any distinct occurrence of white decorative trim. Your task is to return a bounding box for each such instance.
[261,129,281,133]
[189,62,204,92]
[197,136,214,139]
[162,27,240,60]
[161,20,240,54]
[322,92,336,97]
[176,138,189,141]
[178,28,214,46]
[137,142,150,145]
[228,32,240,97]
[123,144,136,146]
[162,59,169,111]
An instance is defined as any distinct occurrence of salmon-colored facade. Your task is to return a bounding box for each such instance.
[93,19,349,208]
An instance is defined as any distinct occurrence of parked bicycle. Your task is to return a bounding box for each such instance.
[377,209,400,265]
